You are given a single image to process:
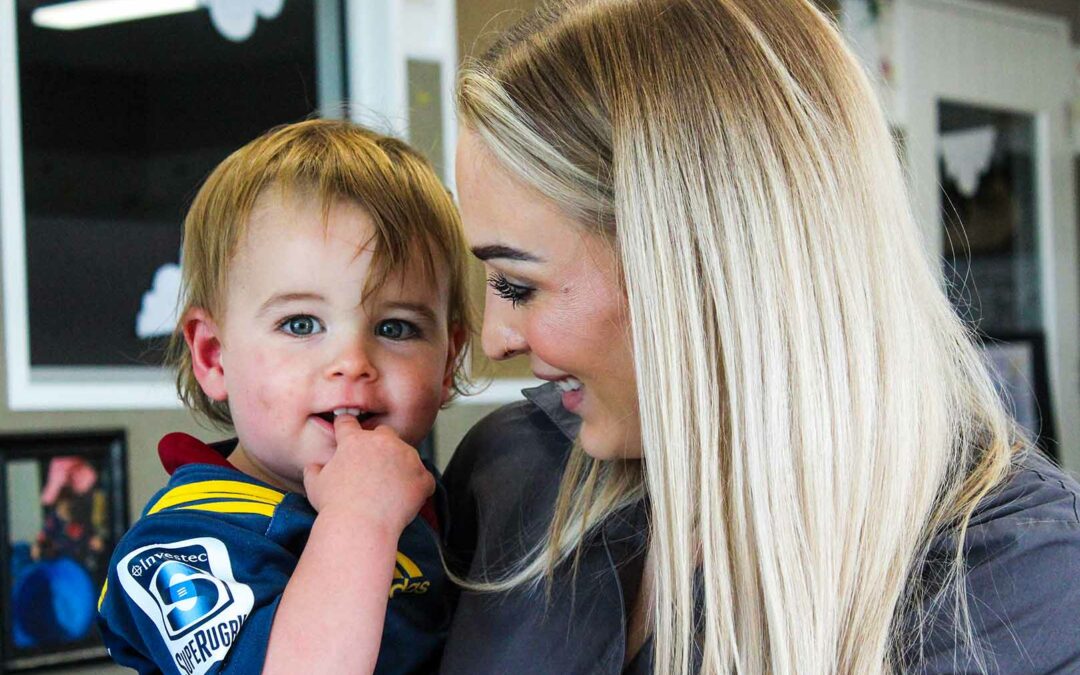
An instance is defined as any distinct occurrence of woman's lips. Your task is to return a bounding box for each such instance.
[554,377,584,413]
[560,387,584,412]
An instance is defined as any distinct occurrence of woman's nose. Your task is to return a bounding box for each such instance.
[481,301,528,361]
[326,338,378,380]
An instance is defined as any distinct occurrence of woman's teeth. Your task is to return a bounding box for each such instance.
[555,377,582,392]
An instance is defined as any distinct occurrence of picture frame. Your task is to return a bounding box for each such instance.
[978,333,1057,459]
[0,430,127,672]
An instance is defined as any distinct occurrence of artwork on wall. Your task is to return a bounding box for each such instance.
[0,431,127,671]
[979,333,1056,458]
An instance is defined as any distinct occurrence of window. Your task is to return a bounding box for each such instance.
[0,0,456,409]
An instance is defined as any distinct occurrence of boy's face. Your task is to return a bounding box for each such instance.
[190,190,458,493]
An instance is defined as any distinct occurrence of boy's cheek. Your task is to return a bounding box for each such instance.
[227,351,303,408]
[407,385,450,443]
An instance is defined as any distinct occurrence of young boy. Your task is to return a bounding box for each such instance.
[97,119,472,674]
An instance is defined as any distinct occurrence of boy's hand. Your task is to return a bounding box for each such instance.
[269,416,431,675]
[302,415,435,534]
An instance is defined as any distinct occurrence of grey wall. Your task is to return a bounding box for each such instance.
[982,0,1080,42]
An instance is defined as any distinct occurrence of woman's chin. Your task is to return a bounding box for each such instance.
[578,422,643,461]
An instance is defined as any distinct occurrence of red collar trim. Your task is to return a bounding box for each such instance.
[419,499,440,535]
[158,432,235,475]
[155,432,440,533]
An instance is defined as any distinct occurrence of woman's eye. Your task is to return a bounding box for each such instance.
[376,319,419,340]
[279,315,324,337]
[487,272,534,308]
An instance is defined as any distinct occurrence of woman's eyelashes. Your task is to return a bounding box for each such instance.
[278,314,325,337]
[487,272,534,307]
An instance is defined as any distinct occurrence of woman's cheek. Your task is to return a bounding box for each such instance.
[529,310,576,361]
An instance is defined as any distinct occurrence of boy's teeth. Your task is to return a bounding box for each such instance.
[555,377,582,392]
[333,408,362,417]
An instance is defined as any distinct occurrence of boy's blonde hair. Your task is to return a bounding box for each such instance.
[170,118,474,427]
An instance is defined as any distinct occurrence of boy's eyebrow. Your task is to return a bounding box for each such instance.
[383,301,439,325]
[470,244,543,263]
[257,292,326,316]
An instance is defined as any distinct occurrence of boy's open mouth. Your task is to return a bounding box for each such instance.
[314,409,378,425]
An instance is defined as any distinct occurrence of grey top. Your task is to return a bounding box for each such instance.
[440,383,1080,674]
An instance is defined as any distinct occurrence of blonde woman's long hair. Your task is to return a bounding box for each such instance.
[457,0,1021,672]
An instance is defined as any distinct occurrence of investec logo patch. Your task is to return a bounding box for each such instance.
[117,537,254,675]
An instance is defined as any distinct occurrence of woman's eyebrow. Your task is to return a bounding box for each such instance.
[470,244,543,263]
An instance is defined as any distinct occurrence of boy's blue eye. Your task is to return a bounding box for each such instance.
[376,319,418,340]
[280,315,324,336]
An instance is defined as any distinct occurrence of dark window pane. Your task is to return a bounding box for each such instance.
[939,101,1041,334]
[18,2,318,366]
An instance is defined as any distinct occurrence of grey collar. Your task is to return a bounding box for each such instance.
[522,382,581,441]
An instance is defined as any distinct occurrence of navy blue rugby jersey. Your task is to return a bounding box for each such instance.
[97,433,448,675]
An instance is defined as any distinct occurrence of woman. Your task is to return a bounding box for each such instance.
[441,0,1080,672]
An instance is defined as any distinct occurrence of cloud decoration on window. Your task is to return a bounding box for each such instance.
[204,0,284,42]
[136,261,182,340]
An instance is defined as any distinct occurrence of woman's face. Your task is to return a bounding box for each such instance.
[456,131,641,460]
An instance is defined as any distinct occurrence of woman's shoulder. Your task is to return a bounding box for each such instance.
[914,451,1080,673]
[959,450,1080,566]
[971,450,1079,526]
[442,385,579,574]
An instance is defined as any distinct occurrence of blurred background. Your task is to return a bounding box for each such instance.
[0,0,1077,670]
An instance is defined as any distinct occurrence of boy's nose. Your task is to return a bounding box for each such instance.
[326,341,378,380]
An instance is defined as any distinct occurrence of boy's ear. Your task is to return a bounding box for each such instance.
[183,308,228,402]
[440,324,468,404]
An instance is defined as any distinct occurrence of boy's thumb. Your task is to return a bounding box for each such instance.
[333,413,362,438]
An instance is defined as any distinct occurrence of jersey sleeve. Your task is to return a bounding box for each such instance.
[97,506,297,675]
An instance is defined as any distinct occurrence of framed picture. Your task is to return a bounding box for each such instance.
[979,333,1056,459]
[0,430,127,672]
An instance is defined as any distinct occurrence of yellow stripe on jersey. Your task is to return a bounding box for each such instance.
[155,479,284,504]
[177,500,278,517]
[148,490,280,514]
[98,579,108,610]
[147,480,284,515]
